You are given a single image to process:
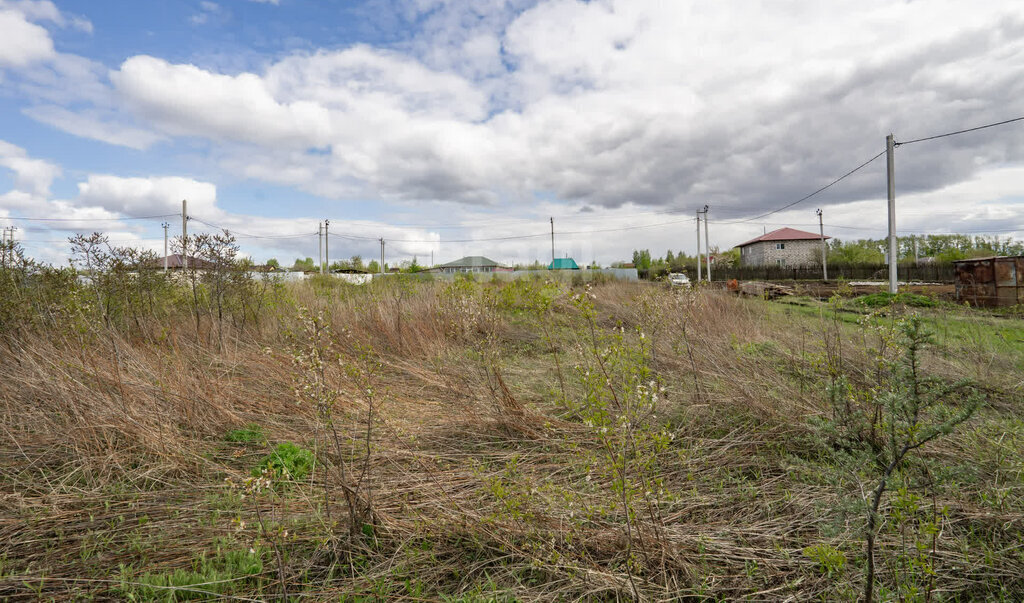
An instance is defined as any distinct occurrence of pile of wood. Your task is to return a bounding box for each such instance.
[727,279,794,300]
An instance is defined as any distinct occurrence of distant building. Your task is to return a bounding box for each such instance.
[549,257,580,270]
[735,228,829,268]
[438,256,508,274]
[150,254,217,270]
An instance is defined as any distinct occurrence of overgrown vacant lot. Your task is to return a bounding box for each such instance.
[1,276,1022,600]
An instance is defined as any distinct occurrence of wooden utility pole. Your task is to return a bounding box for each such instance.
[324,219,329,273]
[886,134,897,294]
[318,222,324,274]
[817,209,827,281]
[181,199,188,270]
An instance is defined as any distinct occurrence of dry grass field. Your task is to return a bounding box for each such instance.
[1,269,1022,601]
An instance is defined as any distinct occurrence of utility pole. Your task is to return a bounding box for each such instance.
[2,226,15,268]
[913,236,919,266]
[324,220,329,273]
[816,209,827,281]
[162,222,170,271]
[886,134,897,294]
[318,222,324,274]
[550,217,555,265]
[379,238,385,273]
[181,199,188,270]
[695,210,702,282]
[703,204,710,282]
[430,249,434,268]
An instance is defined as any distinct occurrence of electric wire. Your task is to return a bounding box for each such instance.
[896,116,1024,146]
[189,217,317,239]
[3,213,179,223]
[720,149,887,224]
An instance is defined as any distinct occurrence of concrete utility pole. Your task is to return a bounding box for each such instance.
[550,217,555,264]
[913,236,919,266]
[324,219,329,273]
[703,205,710,282]
[318,222,323,274]
[817,209,827,281]
[2,226,14,268]
[181,199,188,270]
[695,210,702,282]
[886,134,898,294]
[162,222,170,271]
[379,238,385,272]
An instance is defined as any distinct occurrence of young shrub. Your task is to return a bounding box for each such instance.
[252,442,314,482]
[845,315,983,603]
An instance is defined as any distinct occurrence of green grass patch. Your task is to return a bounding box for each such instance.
[856,292,937,308]
[225,424,265,444]
[118,546,263,601]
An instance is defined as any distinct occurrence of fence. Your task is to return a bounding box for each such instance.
[696,263,955,283]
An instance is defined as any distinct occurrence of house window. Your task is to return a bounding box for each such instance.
[776,259,786,267]
[775,243,785,250]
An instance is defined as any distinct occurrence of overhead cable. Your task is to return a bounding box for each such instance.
[896,116,1024,146]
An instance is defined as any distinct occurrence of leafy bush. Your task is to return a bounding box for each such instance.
[856,292,937,308]
[252,442,314,482]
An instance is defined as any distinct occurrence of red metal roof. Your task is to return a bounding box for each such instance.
[735,227,830,248]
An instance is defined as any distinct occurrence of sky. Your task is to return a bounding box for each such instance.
[1,0,1024,268]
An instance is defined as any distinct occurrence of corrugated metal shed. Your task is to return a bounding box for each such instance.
[953,256,1024,307]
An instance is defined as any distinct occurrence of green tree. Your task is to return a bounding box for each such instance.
[631,249,652,271]
[291,257,315,272]
[266,258,280,269]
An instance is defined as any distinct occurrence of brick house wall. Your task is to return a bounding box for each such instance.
[740,239,822,267]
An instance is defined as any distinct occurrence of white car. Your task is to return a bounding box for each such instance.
[669,272,691,287]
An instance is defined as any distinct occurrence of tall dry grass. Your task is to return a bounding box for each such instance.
[0,277,1021,600]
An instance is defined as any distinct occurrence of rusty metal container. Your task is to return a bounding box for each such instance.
[953,256,1024,307]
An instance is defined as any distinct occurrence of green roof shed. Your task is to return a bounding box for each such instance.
[548,258,580,270]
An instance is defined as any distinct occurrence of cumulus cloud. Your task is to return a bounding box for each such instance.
[111,56,335,148]
[0,1,92,68]
[76,175,221,219]
[0,139,61,197]
[0,8,54,66]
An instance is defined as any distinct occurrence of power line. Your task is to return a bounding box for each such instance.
[3,213,179,223]
[334,231,550,244]
[189,217,317,240]
[722,149,887,224]
[328,205,694,231]
[896,115,1024,146]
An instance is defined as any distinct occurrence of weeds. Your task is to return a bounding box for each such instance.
[0,264,1021,600]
